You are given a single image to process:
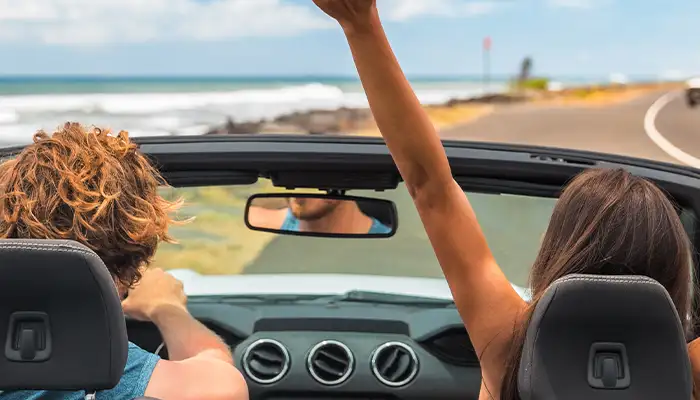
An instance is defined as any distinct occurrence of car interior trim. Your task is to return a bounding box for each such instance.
[241,338,292,385]
[306,340,355,386]
[370,341,420,388]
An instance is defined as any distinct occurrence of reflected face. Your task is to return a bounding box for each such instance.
[288,198,341,221]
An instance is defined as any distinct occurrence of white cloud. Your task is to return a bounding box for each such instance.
[0,0,333,45]
[660,69,687,80]
[547,0,609,9]
[380,0,502,21]
[0,0,505,45]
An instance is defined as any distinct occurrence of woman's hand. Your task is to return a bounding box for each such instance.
[312,0,378,32]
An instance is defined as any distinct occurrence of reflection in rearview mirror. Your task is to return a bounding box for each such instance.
[245,193,397,238]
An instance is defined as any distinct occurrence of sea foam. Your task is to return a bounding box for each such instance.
[0,82,503,146]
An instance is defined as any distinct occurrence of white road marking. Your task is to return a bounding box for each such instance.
[643,91,700,168]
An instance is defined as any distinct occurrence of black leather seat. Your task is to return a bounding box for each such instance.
[518,274,693,400]
[0,239,156,400]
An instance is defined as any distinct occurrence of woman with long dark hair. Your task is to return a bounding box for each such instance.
[312,1,698,398]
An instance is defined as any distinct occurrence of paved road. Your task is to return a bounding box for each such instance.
[441,90,696,165]
[652,93,700,162]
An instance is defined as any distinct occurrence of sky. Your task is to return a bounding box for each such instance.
[0,0,698,78]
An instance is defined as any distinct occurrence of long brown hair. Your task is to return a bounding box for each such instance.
[500,168,694,399]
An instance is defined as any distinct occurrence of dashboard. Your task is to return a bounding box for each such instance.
[127,300,483,399]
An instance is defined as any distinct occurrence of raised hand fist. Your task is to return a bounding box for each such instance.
[312,0,378,29]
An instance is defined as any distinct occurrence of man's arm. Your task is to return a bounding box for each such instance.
[144,305,247,400]
[122,269,248,400]
[247,206,287,230]
[152,304,233,363]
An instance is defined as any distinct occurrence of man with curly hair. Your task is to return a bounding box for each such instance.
[0,123,248,400]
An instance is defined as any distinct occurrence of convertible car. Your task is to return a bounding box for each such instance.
[0,134,698,399]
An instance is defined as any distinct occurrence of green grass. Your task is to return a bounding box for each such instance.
[511,77,551,91]
[155,181,278,275]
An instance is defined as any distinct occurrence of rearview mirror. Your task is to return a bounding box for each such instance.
[245,193,397,238]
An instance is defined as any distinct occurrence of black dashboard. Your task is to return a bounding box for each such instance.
[127,300,483,399]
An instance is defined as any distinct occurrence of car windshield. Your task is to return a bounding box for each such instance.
[156,179,554,289]
[156,179,698,297]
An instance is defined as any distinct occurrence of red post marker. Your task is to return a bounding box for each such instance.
[483,36,492,51]
[482,36,491,93]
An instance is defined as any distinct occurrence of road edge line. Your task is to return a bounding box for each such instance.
[644,91,700,168]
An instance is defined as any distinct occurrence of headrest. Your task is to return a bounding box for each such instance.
[0,239,128,391]
[518,274,692,400]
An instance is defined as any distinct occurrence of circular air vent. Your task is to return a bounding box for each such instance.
[242,339,291,384]
[370,341,419,387]
[306,340,354,385]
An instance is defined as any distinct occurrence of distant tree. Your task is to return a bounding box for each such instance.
[518,56,533,83]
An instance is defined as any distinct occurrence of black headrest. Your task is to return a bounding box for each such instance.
[518,274,692,400]
[0,239,128,391]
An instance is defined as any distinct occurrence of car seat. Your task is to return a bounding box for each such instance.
[517,274,693,400]
[356,199,395,228]
[0,239,158,400]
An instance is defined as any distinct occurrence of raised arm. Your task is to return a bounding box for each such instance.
[316,1,450,196]
[313,0,527,390]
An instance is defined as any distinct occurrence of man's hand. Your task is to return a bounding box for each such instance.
[312,0,378,32]
[122,268,187,321]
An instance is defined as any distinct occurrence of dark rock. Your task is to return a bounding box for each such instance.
[204,117,263,135]
[206,93,523,136]
[445,93,528,107]
[272,107,373,134]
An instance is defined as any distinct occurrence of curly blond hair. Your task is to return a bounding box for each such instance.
[0,122,183,288]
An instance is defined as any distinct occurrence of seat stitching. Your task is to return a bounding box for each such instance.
[0,244,99,260]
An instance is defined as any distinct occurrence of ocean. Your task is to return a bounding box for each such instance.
[0,75,600,146]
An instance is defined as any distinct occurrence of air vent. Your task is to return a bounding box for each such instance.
[306,340,354,385]
[242,339,291,384]
[422,328,479,366]
[370,341,419,387]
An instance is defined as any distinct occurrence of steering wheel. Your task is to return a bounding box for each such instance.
[154,342,167,359]
[155,342,165,356]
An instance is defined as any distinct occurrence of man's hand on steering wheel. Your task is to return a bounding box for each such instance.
[121,267,187,321]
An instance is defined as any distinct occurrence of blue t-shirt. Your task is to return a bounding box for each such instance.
[0,342,160,400]
[281,209,392,234]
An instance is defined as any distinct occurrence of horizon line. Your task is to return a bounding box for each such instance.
[0,73,634,80]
